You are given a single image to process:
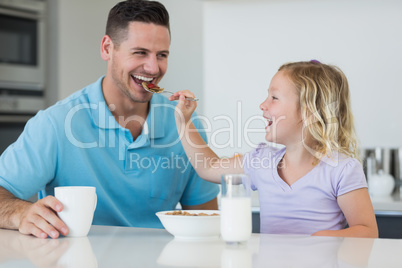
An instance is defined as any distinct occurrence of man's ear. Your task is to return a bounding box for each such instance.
[100,35,113,61]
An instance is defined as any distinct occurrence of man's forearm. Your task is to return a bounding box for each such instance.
[0,187,30,229]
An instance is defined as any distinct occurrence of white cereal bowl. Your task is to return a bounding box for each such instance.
[156,210,221,240]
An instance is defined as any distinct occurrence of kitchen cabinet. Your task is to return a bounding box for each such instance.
[375,213,402,238]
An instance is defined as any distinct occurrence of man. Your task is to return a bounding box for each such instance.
[0,0,219,239]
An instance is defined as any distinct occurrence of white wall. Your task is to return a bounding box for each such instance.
[47,0,108,105]
[47,0,402,157]
[159,0,204,112]
[203,0,402,157]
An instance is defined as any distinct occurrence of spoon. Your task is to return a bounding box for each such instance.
[142,82,199,101]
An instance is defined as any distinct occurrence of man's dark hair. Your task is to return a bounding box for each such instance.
[106,0,170,47]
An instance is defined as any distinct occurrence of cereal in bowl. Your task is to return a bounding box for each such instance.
[165,210,219,216]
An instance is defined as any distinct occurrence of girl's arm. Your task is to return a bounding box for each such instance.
[312,188,378,238]
[170,92,244,183]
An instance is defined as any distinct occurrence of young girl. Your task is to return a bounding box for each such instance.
[169,60,378,238]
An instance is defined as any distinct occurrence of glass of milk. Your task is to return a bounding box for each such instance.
[220,174,252,243]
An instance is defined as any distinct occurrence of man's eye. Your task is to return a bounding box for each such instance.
[134,51,146,55]
[272,96,278,100]
[158,53,168,59]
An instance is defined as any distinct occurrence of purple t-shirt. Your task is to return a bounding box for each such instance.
[243,143,368,235]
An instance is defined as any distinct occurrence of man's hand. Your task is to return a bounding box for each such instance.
[19,196,68,239]
[0,187,68,239]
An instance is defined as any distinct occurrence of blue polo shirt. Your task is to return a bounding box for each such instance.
[0,76,219,228]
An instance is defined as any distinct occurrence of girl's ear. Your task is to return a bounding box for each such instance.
[100,35,113,61]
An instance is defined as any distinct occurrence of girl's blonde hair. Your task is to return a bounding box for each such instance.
[278,61,360,162]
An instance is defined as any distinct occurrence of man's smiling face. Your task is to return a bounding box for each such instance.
[108,21,170,103]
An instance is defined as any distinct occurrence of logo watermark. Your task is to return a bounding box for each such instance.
[63,100,341,170]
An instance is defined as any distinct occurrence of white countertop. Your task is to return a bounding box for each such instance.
[1,225,402,267]
[370,194,402,215]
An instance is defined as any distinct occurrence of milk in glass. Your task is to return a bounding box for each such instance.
[221,197,252,242]
[220,174,252,243]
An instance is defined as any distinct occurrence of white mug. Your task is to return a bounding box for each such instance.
[55,186,97,237]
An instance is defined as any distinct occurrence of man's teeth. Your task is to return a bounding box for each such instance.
[133,75,153,82]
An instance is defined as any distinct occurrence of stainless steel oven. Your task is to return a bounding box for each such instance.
[0,0,47,155]
[0,0,47,115]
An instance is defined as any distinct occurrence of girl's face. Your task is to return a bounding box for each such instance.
[260,70,303,146]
